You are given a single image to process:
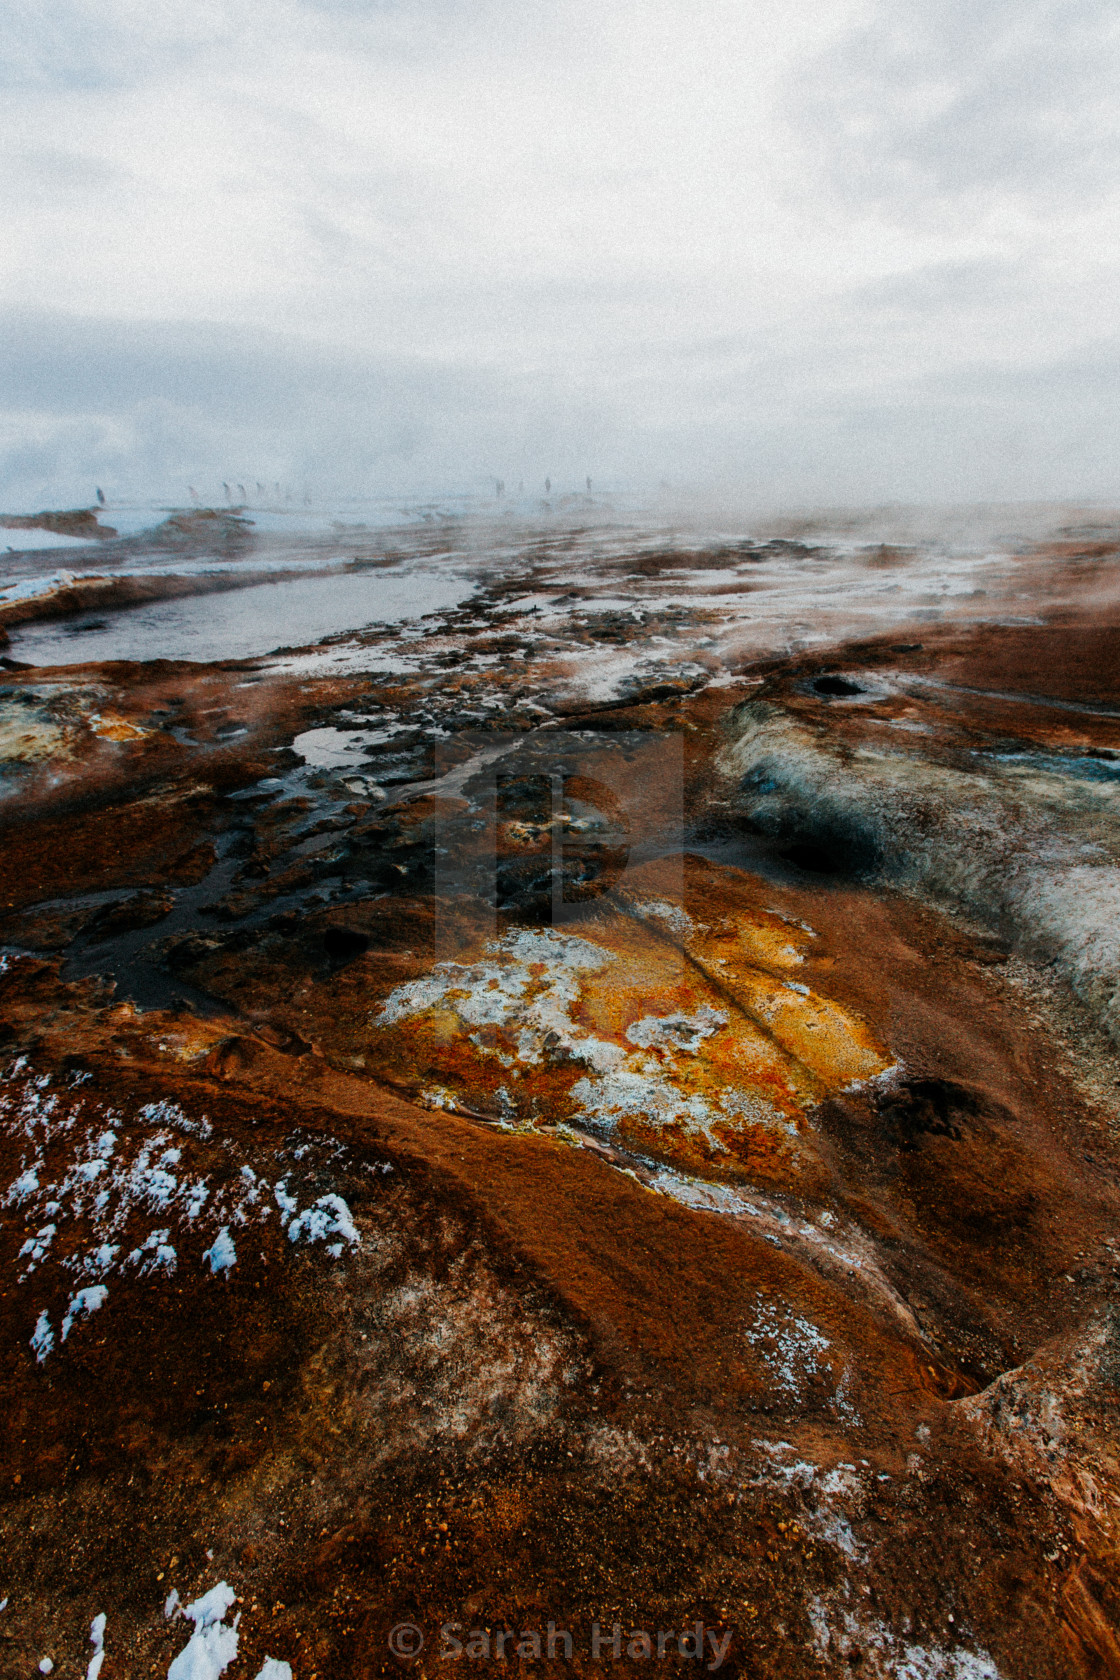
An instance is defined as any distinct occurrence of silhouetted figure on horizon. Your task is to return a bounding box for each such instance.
[545,477,551,494]
[95,487,105,506]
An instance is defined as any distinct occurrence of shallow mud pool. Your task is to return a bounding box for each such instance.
[7,561,477,668]
[2,498,1120,1677]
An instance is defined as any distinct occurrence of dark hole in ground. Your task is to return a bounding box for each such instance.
[323,926,370,961]
[761,798,883,879]
[774,815,883,878]
[811,674,864,698]
[780,841,845,874]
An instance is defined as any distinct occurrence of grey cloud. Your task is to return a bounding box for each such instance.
[0,0,497,92]
[687,357,1120,503]
[0,312,452,416]
[2,303,1117,510]
[0,310,620,506]
[9,147,132,193]
[1,1,220,90]
[796,0,1120,206]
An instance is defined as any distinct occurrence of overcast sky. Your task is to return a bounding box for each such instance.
[2,0,1118,509]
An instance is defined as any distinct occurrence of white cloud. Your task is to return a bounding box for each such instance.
[797,0,1120,205]
[0,0,1117,506]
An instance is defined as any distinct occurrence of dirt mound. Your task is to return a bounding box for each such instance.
[0,508,117,539]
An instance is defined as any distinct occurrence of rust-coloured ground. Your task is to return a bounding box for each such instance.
[1,538,1120,1678]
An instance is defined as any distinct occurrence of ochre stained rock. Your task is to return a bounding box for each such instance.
[367,856,891,1197]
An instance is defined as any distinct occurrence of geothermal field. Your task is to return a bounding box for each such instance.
[1,498,1120,1678]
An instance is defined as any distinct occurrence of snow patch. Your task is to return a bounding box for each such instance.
[2,1069,368,1311]
[137,1099,212,1140]
[807,1597,1004,1679]
[61,1284,107,1340]
[18,1222,55,1274]
[287,1192,360,1249]
[87,1612,107,1680]
[203,1228,237,1275]
[128,1229,177,1275]
[744,1294,832,1401]
[168,1583,240,1680]
[30,1310,53,1362]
